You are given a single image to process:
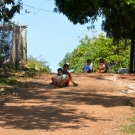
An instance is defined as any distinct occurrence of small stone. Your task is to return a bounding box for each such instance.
[2,93,6,95]
[12,92,15,95]
[0,88,5,92]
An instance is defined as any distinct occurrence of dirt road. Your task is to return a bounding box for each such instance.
[0,73,134,135]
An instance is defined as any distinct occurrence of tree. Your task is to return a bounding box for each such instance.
[54,0,135,72]
[59,52,72,67]
[0,0,22,22]
[59,34,130,73]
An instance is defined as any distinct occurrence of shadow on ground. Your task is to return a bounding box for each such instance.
[0,77,129,131]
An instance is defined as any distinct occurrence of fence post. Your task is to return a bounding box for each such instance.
[11,25,17,69]
[23,29,27,62]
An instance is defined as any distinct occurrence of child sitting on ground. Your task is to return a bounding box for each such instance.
[51,68,67,87]
[62,64,78,86]
[97,59,108,73]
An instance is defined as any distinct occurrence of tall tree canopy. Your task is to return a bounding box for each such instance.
[54,0,135,72]
[0,0,22,21]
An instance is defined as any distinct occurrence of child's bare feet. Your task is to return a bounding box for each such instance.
[53,84,58,88]
[74,83,78,86]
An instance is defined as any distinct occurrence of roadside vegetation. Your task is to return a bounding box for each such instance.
[0,55,51,85]
[122,108,135,134]
[59,33,130,73]
[25,55,51,77]
[0,55,51,97]
[0,76,16,86]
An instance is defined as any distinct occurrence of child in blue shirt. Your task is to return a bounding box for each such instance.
[84,59,93,73]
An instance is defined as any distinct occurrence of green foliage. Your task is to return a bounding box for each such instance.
[59,52,72,68]
[26,55,51,77]
[54,0,135,39]
[59,34,130,73]
[25,69,37,77]
[0,76,16,86]
[54,0,135,73]
[27,55,51,72]
[7,63,12,70]
[54,0,99,25]
[0,0,22,22]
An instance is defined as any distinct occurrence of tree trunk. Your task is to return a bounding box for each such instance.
[11,26,17,69]
[133,37,135,72]
[129,37,135,73]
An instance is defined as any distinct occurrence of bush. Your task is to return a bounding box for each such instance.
[59,34,130,73]
[26,55,51,77]
[0,76,16,86]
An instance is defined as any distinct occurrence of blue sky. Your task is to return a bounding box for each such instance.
[12,0,103,73]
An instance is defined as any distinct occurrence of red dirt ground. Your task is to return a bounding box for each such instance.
[0,73,135,135]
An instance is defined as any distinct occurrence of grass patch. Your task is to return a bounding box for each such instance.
[24,69,47,78]
[122,108,135,134]
[25,55,51,78]
[0,77,17,86]
[25,69,37,77]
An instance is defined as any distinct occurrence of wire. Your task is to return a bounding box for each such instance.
[14,1,54,15]
[23,4,54,13]
[33,9,40,15]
